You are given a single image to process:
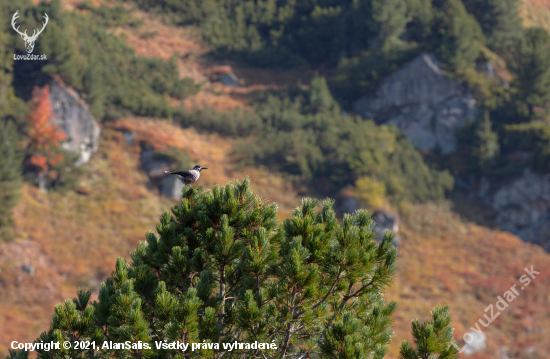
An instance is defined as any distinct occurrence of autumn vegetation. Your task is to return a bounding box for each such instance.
[26,85,66,175]
[1,0,550,358]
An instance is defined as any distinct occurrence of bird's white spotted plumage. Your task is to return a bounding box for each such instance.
[165,165,208,186]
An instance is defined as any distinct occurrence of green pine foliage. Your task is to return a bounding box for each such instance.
[6,178,458,358]
[431,0,485,71]
[502,121,550,173]
[176,77,454,202]
[507,27,550,122]
[131,0,351,67]
[462,0,522,52]
[453,110,500,177]
[3,0,200,121]
[0,120,23,240]
[236,78,454,202]
[0,0,26,239]
[399,305,459,359]
[471,111,500,170]
[0,0,27,127]
[371,0,411,55]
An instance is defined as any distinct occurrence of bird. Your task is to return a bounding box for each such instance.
[165,165,208,186]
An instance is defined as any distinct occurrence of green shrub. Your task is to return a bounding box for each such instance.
[153,146,194,172]
[5,179,459,359]
[4,0,200,121]
[0,120,24,240]
[502,121,550,173]
[173,106,262,137]
[234,78,454,202]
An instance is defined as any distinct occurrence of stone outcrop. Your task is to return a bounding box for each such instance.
[463,331,486,355]
[140,145,184,199]
[372,211,401,248]
[48,75,100,166]
[479,168,550,251]
[352,53,477,154]
[219,73,240,87]
[352,53,549,251]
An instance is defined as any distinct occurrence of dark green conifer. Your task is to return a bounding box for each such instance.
[6,179,458,358]
[432,0,484,71]
[399,305,459,359]
[372,0,410,55]
[462,0,522,52]
[0,120,23,240]
[472,110,500,172]
[509,27,550,121]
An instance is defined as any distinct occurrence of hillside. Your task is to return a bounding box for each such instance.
[1,0,550,358]
[520,0,550,33]
[2,117,549,358]
[0,118,302,355]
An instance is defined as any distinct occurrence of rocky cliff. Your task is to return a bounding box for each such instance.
[48,75,100,166]
[353,53,550,251]
[479,169,550,251]
[139,145,184,199]
[352,53,477,154]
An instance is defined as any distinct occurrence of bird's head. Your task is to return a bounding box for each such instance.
[193,165,208,172]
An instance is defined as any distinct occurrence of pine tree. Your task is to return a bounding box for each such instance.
[509,27,550,122]
[372,0,410,55]
[0,0,27,126]
[471,110,499,173]
[0,120,23,240]
[308,76,339,113]
[399,305,459,359]
[432,0,484,71]
[461,0,522,52]
[0,0,25,240]
[6,178,459,359]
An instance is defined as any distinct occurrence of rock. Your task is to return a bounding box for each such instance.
[517,216,550,251]
[499,346,510,359]
[219,73,240,87]
[48,75,101,166]
[22,263,35,276]
[463,331,486,355]
[479,168,550,251]
[342,196,360,214]
[160,175,185,199]
[476,60,496,77]
[372,211,401,248]
[352,53,477,154]
[140,145,184,199]
[122,130,135,145]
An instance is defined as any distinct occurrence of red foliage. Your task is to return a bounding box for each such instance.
[27,85,66,173]
[29,153,48,173]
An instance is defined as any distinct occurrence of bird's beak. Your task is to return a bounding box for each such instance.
[202,167,208,170]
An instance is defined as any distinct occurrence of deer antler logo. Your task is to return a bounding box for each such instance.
[11,11,49,54]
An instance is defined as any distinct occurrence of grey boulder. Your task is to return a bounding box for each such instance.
[352,53,477,154]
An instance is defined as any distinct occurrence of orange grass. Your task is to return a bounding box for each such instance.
[2,124,549,358]
[3,1,550,358]
[0,121,303,356]
[520,0,550,33]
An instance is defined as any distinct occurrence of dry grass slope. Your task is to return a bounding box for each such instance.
[1,1,549,358]
[0,120,302,356]
[520,0,550,33]
[2,120,549,359]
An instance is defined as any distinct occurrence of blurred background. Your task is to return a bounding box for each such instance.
[0,0,549,357]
